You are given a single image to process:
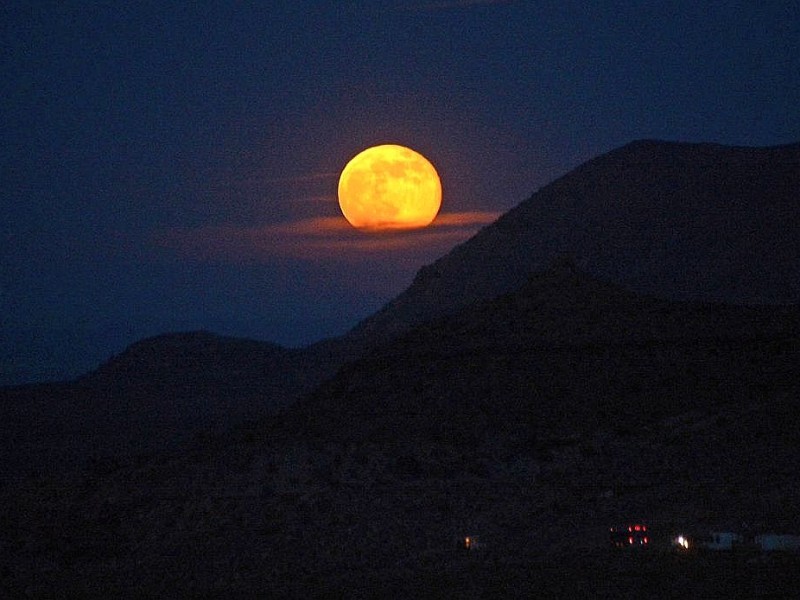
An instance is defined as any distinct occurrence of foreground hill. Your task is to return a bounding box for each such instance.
[3,265,798,596]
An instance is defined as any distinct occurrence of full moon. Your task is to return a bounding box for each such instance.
[338,144,442,231]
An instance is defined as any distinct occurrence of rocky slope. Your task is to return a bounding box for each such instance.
[2,265,798,596]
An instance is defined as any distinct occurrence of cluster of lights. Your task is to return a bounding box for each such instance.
[610,524,649,547]
[627,536,649,544]
[675,535,690,550]
[628,524,648,545]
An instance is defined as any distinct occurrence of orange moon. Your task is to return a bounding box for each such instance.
[338,144,442,231]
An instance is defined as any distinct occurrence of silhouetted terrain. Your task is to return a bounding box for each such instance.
[3,139,798,480]
[1,140,799,595]
[291,262,800,444]
[352,140,800,345]
[2,264,799,596]
[0,332,338,480]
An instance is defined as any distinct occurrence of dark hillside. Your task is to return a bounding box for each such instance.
[4,140,796,482]
[0,332,334,481]
[291,262,799,442]
[3,266,798,596]
[351,140,800,346]
[2,140,799,595]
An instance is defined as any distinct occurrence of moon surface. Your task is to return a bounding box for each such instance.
[338,144,442,231]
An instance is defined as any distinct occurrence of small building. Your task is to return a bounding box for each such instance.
[701,532,742,551]
[670,530,800,555]
[755,534,800,553]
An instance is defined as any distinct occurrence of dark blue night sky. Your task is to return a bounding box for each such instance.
[2,1,798,384]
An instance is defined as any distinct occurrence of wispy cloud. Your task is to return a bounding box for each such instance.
[151,211,500,263]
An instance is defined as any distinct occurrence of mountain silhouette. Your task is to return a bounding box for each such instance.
[2,141,799,595]
[350,140,800,345]
[2,139,798,482]
[0,332,328,480]
[2,262,798,596]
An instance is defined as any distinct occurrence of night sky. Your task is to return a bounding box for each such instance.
[3,1,798,385]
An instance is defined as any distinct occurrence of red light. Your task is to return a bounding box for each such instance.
[629,537,634,544]
[644,537,649,544]
[628,526,632,532]
[642,526,647,531]
[634,525,641,531]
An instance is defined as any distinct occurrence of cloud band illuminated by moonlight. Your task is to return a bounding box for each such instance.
[152,210,499,262]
